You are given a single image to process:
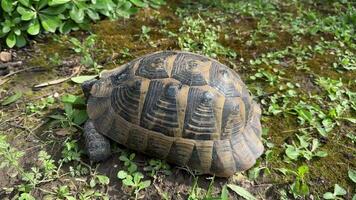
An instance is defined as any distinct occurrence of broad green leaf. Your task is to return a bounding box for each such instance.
[277,168,291,176]
[342,117,356,123]
[72,109,88,125]
[16,34,27,47]
[18,0,30,7]
[70,6,85,23]
[97,175,110,185]
[73,109,87,123]
[48,0,70,6]
[117,170,128,179]
[130,0,148,7]
[14,29,21,36]
[291,181,309,196]
[61,94,85,105]
[133,172,143,183]
[66,196,76,200]
[285,146,300,160]
[1,0,14,13]
[227,184,256,200]
[40,5,67,15]
[39,14,61,32]
[298,165,309,177]
[17,7,36,21]
[27,19,40,35]
[18,193,35,200]
[89,178,96,188]
[349,169,356,183]
[119,155,129,162]
[1,91,22,106]
[128,164,137,173]
[59,21,78,34]
[6,32,16,48]
[122,178,134,186]
[71,75,97,84]
[315,151,328,158]
[86,9,100,21]
[220,185,229,200]
[334,184,346,196]
[2,25,11,34]
[139,180,151,189]
[300,183,310,195]
[49,114,66,120]
[323,192,334,199]
[311,139,319,152]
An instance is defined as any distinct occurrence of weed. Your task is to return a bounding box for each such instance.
[61,140,83,163]
[69,35,102,73]
[140,25,151,41]
[323,184,347,200]
[117,152,151,199]
[117,171,151,200]
[177,16,236,58]
[38,151,57,178]
[284,133,327,161]
[89,174,110,188]
[144,159,171,177]
[26,96,55,114]
[49,94,88,131]
[278,165,310,197]
[187,177,229,200]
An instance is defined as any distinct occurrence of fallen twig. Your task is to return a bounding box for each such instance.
[0,66,41,86]
[33,66,82,89]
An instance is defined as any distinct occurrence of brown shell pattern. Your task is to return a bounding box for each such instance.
[87,51,264,177]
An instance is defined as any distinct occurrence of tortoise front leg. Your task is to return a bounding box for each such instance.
[83,120,111,162]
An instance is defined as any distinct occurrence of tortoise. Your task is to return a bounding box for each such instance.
[81,51,264,177]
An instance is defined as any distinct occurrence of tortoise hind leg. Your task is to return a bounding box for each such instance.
[84,120,111,162]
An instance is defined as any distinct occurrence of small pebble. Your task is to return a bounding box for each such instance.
[0,52,12,62]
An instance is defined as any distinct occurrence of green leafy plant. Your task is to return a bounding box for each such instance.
[323,184,347,200]
[89,174,110,188]
[292,101,334,136]
[61,139,83,163]
[38,150,57,178]
[143,159,171,177]
[69,35,102,72]
[140,25,151,41]
[43,185,75,200]
[278,165,310,197]
[0,0,166,48]
[119,152,138,174]
[178,16,236,58]
[284,134,327,161]
[117,171,151,200]
[0,135,62,196]
[49,94,88,130]
[26,96,55,114]
[117,152,151,199]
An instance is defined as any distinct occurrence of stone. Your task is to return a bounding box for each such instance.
[0,52,12,62]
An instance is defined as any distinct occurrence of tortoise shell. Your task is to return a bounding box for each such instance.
[86,51,264,177]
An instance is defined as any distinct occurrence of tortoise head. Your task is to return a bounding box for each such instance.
[82,79,98,99]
